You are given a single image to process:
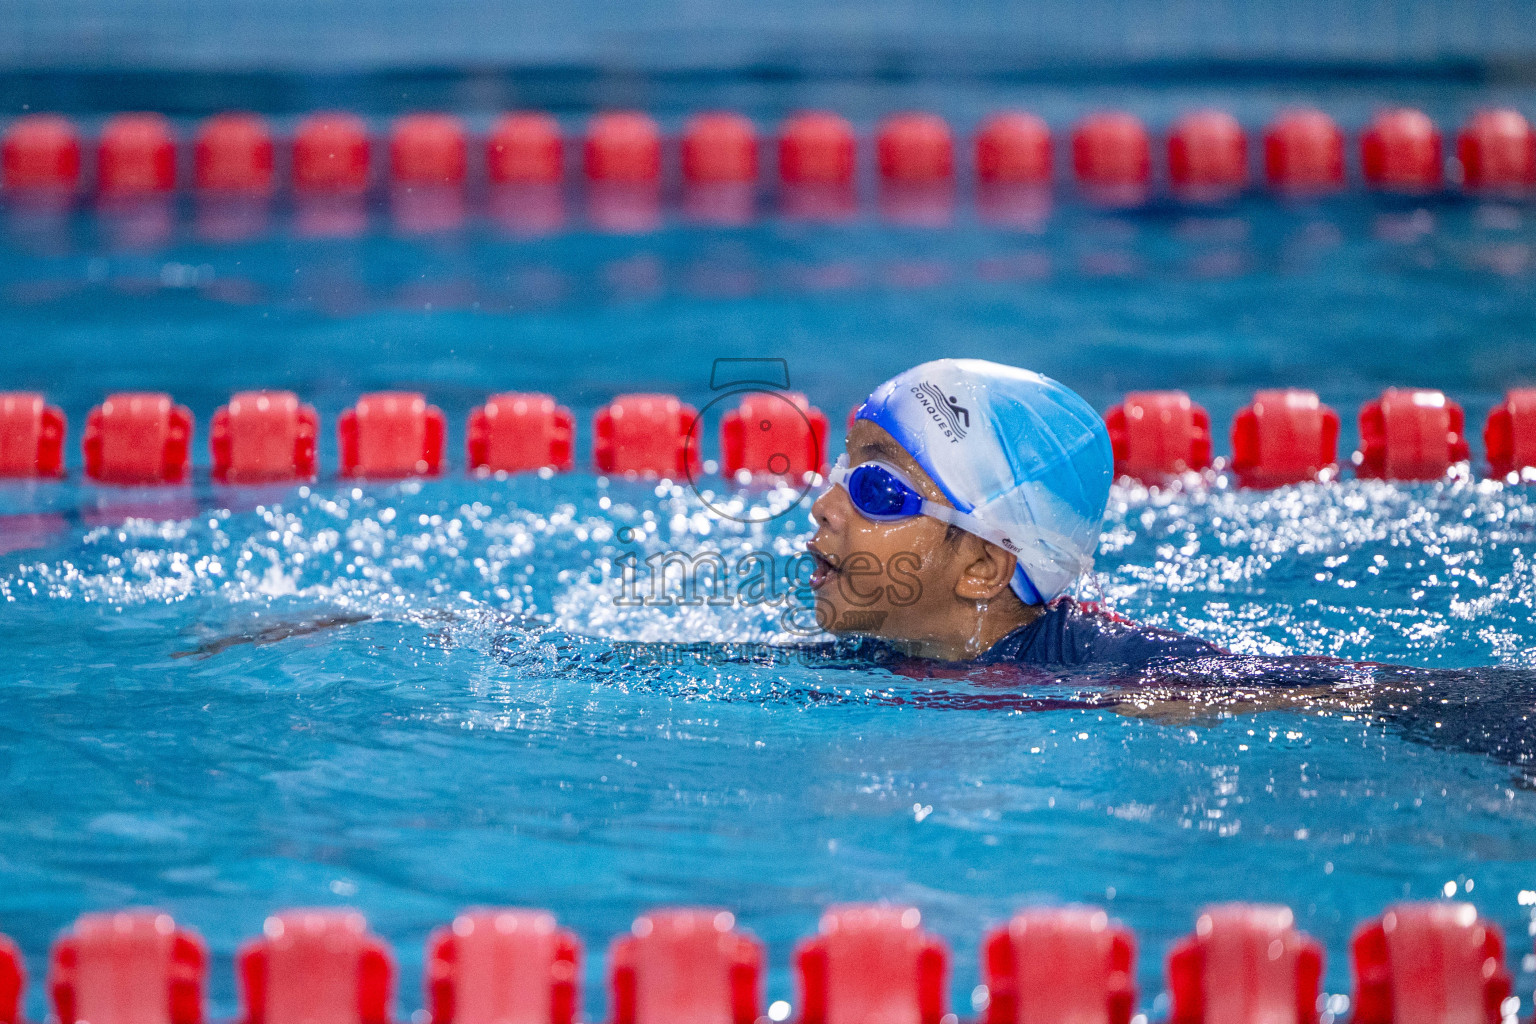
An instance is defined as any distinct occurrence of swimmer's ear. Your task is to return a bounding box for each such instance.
[952,535,1018,602]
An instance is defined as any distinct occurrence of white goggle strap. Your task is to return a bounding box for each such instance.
[923,501,1096,594]
[917,500,1015,552]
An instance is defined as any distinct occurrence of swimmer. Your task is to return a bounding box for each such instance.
[807,357,1221,667]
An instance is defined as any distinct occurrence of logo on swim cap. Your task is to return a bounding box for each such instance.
[910,382,969,442]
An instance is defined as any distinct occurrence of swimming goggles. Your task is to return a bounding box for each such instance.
[825,455,1019,554]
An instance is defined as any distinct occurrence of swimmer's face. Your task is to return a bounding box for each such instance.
[807,420,1022,644]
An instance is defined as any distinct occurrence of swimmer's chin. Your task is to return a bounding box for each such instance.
[816,603,895,639]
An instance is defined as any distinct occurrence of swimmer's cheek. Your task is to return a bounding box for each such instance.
[836,551,885,607]
[884,551,922,607]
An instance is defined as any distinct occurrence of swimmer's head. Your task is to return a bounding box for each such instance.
[807,359,1112,658]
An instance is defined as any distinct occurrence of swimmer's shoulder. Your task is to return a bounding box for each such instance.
[980,597,1226,669]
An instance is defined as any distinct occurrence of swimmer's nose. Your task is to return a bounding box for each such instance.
[811,481,850,532]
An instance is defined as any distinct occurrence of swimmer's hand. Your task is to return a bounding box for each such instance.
[172,612,372,659]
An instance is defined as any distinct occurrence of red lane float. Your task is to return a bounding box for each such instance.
[467,392,575,475]
[390,114,468,186]
[487,117,566,233]
[426,908,580,1024]
[389,114,468,231]
[682,112,758,223]
[1362,109,1443,193]
[194,113,274,193]
[877,113,954,184]
[721,391,827,479]
[1485,387,1536,480]
[210,390,318,484]
[49,911,206,1024]
[975,115,1053,227]
[585,112,662,183]
[291,113,369,236]
[777,111,858,220]
[593,393,699,478]
[982,906,1134,1024]
[682,112,758,184]
[877,113,955,225]
[1351,902,1510,1024]
[1168,905,1322,1024]
[0,391,66,478]
[609,909,762,1024]
[1354,388,1469,481]
[1072,112,1151,204]
[976,112,1053,186]
[98,113,177,195]
[1104,391,1213,482]
[585,112,663,231]
[83,392,193,485]
[1264,108,1346,193]
[1457,109,1536,194]
[488,113,564,184]
[293,112,371,192]
[0,934,22,1024]
[1230,389,1339,488]
[2,114,82,192]
[238,910,393,1024]
[338,391,446,479]
[779,112,857,186]
[1168,110,1247,201]
[795,905,949,1024]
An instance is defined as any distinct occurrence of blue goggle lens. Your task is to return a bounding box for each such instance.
[845,463,925,520]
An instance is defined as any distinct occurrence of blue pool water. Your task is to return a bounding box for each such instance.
[3,80,1536,1022]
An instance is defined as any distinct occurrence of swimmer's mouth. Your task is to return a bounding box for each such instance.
[806,542,839,590]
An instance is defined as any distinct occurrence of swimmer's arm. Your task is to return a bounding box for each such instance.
[1103,652,1399,723]
[171,612,373,659]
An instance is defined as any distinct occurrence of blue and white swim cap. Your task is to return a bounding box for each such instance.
[855,358,1113,604]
